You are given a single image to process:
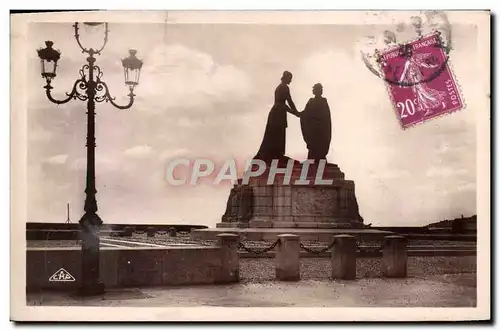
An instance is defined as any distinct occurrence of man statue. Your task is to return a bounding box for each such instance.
[299,83,332,162]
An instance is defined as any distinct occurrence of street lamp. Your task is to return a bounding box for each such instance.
[37,22,143,296]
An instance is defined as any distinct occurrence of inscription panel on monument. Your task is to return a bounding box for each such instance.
[291,187,338,216]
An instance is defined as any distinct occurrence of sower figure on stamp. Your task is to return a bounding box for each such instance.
[398,44,447,117]
[299,83,332,162]
[254,71,300,163]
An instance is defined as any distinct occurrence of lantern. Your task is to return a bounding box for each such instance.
[121,49,143,87]
[37,41,61,83]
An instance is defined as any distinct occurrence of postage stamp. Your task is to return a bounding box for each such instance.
[377,33,465,129]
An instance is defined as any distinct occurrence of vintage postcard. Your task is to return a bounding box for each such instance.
[10,10,490,322]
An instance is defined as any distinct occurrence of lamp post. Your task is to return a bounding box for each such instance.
[37,22,143,296]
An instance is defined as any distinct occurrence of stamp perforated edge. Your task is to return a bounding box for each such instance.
[375,31,467,130]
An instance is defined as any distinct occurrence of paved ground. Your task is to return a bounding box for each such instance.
[241,256,476,280]
[27,273,476,307]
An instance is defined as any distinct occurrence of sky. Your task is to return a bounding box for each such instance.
[26,13,479,226]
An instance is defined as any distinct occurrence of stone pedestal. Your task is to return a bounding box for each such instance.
[382,235,408,278]
[218,157,365,229]
[331,234,357,280]
[275,234,300,281]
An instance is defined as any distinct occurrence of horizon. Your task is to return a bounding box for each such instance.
[28,213,478,228]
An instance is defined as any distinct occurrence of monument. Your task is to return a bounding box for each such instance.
[191,74,390,242]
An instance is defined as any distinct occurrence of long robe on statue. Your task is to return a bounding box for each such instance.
[254,83,293,163]
[300,97,332,161]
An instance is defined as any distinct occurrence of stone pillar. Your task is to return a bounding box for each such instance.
[168,227,177,237]
[331,234,357,280]
[275,234,300,281]
[382,235,408,278]
[147,227,156,237]
[123,226,133,237]
[217,233,240,283]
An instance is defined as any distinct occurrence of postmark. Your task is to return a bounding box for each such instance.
[377,32,464,128]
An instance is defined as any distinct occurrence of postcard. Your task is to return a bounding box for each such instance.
[11,10,490,321]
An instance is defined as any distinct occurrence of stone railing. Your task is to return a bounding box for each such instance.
[238,234,408,280]
[26,233,240,292]
[27,233,408,292]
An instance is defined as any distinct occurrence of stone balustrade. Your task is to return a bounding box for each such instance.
[27,233,410,292]
[275,234,300,281]
[217,233,240,283]
[146,227,156,237]
[331,234,357,280]
[382,235,408,278]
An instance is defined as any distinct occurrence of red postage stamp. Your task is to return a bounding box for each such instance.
[377,33,464,129]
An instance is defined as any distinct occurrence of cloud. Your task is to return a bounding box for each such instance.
[369,169,412,180]
[135,44,252,115]
[159,148,190,160]
[425,167,469,178]
[70,155,118,171]
[436,182,476,196]
[71,158,86,170]
[28,127,53,142]
[124,145,153,158]
[44,154,68,165]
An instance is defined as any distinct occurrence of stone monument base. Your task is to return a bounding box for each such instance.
[218,157,366,230]
[217,219,354,229]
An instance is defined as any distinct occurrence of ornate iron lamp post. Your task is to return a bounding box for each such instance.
[37,22,143,296]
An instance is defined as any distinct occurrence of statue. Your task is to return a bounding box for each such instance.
[218,78,367,230]
[299,83,332,162]
[253,71,300,163]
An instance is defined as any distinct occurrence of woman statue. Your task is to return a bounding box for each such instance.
[398,44,447,116]
[254,71,300,163]
[299,83,332,162]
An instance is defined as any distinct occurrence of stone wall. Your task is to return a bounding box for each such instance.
[26,245,235,292]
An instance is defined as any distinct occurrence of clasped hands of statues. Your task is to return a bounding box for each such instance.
[289,107,302,118]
